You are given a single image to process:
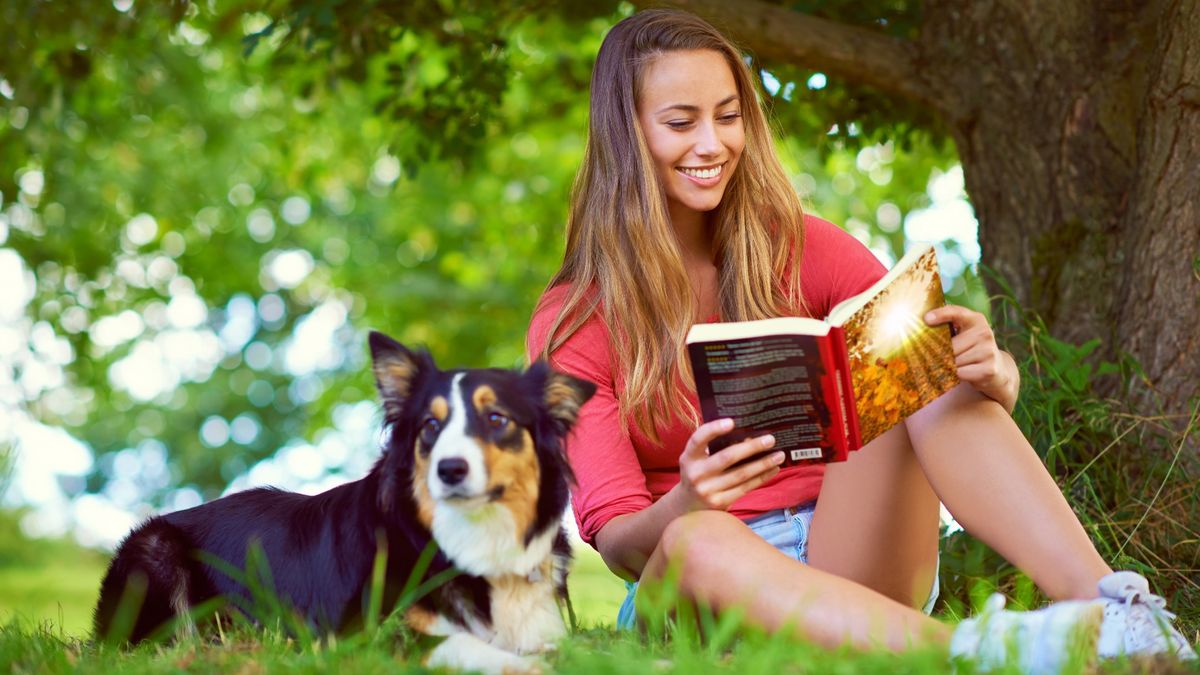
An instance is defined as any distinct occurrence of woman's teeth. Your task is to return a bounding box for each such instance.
[678,165,722,179]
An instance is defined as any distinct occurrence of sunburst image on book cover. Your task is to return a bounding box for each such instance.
[839,248,959,445]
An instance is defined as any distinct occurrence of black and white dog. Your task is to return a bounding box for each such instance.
[94,331,594,672]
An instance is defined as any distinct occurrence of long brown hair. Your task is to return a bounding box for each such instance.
[536,9,805,441]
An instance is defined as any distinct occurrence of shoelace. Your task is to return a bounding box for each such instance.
[1103,574,1176,620]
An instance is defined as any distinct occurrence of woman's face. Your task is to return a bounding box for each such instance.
[637,49,745,226]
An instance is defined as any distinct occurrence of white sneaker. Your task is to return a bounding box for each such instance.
[950,593,1104,674]
[1094,571,1197,661]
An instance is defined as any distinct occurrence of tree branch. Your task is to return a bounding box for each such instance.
[632,0,949,114]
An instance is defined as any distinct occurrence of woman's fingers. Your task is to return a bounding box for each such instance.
[926,305,973,333]
[955,341,996,367]
[679,430,780,511]
[709,464,782,509]
[683,418,734,457]
[703,433,776,472]
[700,447,785,494]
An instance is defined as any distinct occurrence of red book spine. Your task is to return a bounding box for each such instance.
[814,331,848,461]
[828,326,862,451]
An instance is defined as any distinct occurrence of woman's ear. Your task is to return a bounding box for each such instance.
[369,331,422,418]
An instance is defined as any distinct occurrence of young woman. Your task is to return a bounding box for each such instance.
[526,8,1193,668]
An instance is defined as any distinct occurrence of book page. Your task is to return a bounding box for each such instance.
[827,244,935,326]
[686,316,830,343]
[836,246,959,446]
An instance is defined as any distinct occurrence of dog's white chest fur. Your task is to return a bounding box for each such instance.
[431,502,556,578]
[430,503,567,656]
[424,519,569,674]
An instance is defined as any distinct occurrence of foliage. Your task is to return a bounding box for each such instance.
[0,444,12,503]
[0,1,958,511]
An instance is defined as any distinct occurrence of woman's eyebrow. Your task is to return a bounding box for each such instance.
[655,95,740,115]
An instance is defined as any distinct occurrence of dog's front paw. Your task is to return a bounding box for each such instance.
[427,633,545,675]
[499,653,544,675]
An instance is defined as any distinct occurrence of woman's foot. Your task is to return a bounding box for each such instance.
[1095,571,1196,660]
[950,594,1103,674]
[951,571,1196,673]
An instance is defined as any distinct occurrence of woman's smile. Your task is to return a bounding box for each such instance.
[676,162,726,184]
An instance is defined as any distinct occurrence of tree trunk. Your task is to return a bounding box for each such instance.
[650,0,1200,420]
[927,1,1200,418]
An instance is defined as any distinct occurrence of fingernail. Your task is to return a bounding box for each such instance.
[720,418,735,430]
[924,312,935,323]
[761,434,775,448]
[772,451,785,465]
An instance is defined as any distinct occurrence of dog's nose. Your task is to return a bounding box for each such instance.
[437,458,469,486]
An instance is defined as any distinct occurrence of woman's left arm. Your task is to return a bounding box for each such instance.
[924,305,1020,414]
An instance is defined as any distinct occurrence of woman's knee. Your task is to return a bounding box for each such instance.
[655,510,747,585]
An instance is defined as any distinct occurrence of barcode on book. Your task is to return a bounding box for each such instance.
[790,447,822,461]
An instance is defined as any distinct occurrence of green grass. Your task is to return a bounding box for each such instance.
[0,523,1193,674]
[1,307,1198,672]
[0,525,623,639]
[0,511,109,638]
[0,553,109,638]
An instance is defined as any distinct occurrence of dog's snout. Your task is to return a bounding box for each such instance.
[437,458,469,485]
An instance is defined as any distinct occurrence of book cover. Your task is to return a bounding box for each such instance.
[835,246,959,447]
[686,245,958,464]
[687,326,845,465]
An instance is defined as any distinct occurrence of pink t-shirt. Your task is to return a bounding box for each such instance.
[526,215,886,546]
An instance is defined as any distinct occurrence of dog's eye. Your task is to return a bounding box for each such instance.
[486,412,509,429]
[419,418,442,445]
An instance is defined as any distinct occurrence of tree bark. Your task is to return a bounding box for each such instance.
[646,0,1200,419]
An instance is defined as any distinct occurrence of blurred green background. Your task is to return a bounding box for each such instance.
[0,1,990,636]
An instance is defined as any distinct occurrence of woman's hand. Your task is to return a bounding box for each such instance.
[676,418,784,512]
[924,305,1020,413]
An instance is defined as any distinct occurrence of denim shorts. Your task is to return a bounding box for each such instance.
[616,501,940,629]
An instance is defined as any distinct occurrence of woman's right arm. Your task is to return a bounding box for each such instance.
[595,420,785,580]
[527,293,782,580]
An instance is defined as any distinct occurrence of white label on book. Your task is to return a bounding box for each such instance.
[790,447,822,461]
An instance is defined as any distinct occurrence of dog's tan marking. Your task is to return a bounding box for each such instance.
[472,385,497,412]
[412,439,435,529]
[430,396,449,422]
[488,564,566,654]
[484,429,540,544]
[404,604,439,634]
[473,385,515,436]
[413,396,450,528]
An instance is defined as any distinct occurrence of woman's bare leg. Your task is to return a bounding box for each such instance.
[641,510,952,651]
[902,383,1111,599]
[808,423,942,609]
[813,383,1111,605]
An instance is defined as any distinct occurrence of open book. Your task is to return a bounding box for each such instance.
[686,245,959,465]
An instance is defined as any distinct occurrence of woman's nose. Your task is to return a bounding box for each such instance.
[692,121,722,157]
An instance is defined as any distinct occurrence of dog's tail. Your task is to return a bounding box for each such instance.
[94,517,199,644]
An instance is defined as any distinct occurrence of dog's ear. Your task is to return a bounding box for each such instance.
[527,361,596,433]
[369,331,424,417]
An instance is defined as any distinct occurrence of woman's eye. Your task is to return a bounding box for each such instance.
[487,412,509,429]
[719,112,742,123]
[666,120,693,130]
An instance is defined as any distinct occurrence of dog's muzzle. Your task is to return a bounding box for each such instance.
[437,458,469,486]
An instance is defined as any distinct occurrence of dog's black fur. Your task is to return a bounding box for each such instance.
[94,331,594,652]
